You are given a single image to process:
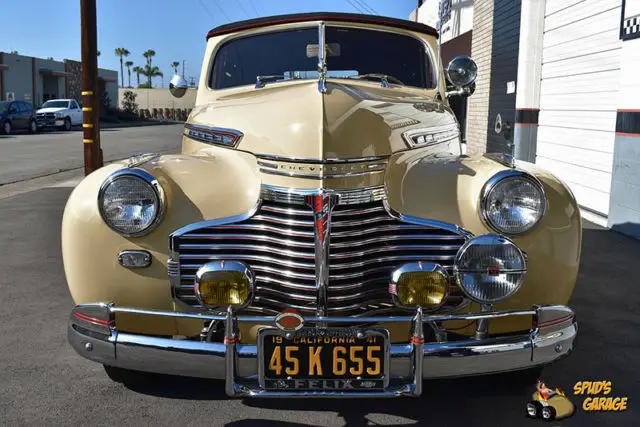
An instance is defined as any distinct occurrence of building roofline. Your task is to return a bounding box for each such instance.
[206,12,438,39]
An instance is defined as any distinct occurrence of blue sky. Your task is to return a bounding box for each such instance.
[0,0,418,87]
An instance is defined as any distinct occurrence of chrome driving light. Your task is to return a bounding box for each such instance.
[390,262,448,310]
[454,234,526,304]
[194,261,255,309]
[481,170,546,235]
[98,169,164,237]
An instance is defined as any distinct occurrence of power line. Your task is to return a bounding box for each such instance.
[198,0,231,22]
[346,0,366,14]
[248,0,260,17]
[233,0,251,19]
[353,0,378,15]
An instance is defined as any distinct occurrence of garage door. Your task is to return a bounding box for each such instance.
[537,0,623,216]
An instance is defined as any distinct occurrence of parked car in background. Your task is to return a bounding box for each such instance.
[0,100,37,135]
[36,99,82,131]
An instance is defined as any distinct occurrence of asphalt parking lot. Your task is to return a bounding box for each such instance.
[0,123,182,185]
[0,128,638,426]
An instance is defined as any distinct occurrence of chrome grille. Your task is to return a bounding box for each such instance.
[171,200,468,316]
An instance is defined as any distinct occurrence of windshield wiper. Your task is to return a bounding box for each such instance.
[349,73,405,88]
[255,75,286,89]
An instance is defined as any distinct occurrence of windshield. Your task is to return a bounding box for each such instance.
[210,26,435,90]
[0,102,7,113]
[41,101,69,109]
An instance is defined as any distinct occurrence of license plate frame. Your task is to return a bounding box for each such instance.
[258,327,390,391]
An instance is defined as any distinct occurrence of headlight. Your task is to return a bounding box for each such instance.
[481,170,546,235]
[390,262,448,310]
[454,234,526,304]
[98,169,164,236]
[55,113,65,118]
[194,261,254,309]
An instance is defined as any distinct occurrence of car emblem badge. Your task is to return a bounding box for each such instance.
[275,312,305,331]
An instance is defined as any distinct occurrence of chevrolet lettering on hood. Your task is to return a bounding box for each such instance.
[256,158,388,178]
[64,12,580,399]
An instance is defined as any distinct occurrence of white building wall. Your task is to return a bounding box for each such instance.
[414,0,474,42]
[536,0,623,216]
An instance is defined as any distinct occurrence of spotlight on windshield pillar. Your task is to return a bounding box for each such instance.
[169,74,188,98]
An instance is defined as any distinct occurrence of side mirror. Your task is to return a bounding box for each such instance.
[445,56,477,98]
[169,74,188,98]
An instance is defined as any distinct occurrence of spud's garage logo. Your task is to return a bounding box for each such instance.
[526,380,629,421]
[574,381,629,412]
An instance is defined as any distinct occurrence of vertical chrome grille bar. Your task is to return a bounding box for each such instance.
[306,192,339,320]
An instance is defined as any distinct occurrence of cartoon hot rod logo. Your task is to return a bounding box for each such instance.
[526,380,576,422]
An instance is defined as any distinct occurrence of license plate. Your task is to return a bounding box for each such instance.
[258,328,389,391]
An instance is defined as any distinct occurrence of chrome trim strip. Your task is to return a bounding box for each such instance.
[260,185,387,206]
[126,152,160,168]
[383,200,474,240]
[254,154,389,164]
[183,123,244,148]
[97,168,166,238]
[484,152,516,169]
[259,167,385,179]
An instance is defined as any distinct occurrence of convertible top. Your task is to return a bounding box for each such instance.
[206,12,439,39]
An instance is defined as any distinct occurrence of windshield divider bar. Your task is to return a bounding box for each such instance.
[317,23,327,94]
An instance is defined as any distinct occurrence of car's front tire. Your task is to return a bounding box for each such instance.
[29,120,37,134]
[61,117,71,132]
[2,120,11,135]
[103,365,148,384]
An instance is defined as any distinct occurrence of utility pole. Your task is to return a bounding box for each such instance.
[80,0,103,175]
[182,60,185,78]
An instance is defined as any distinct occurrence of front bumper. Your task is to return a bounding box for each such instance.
[36,118,64,127]
[68,304,577,398]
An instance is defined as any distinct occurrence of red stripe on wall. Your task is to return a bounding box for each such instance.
[616,132,640,138]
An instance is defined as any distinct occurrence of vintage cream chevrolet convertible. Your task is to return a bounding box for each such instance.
[64,13,580,397]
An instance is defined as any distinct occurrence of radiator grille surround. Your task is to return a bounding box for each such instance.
[170,193,470,317]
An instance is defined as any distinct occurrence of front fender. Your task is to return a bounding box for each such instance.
[386,152,582,333]
[62,151,261,334]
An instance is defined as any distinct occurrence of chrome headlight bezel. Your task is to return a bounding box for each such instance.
[480,170,547,235]
[98,169,165,237]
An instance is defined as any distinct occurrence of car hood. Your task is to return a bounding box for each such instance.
[36,107,68,113]
[187,80,457,160]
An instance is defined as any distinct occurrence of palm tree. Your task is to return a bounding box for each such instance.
[171,61,180,75]
[142,64,163,88]
[143,50,156,67]
[132,66,142,88]
[124,61,134,87]
[114,48,130,87]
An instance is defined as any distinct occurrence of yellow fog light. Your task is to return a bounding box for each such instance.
[390,262,449,309]
[194,261,255,309]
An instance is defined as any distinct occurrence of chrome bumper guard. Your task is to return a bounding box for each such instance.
[68,304,577,398]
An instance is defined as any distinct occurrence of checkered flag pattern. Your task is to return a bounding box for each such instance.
[623,15,640,39]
